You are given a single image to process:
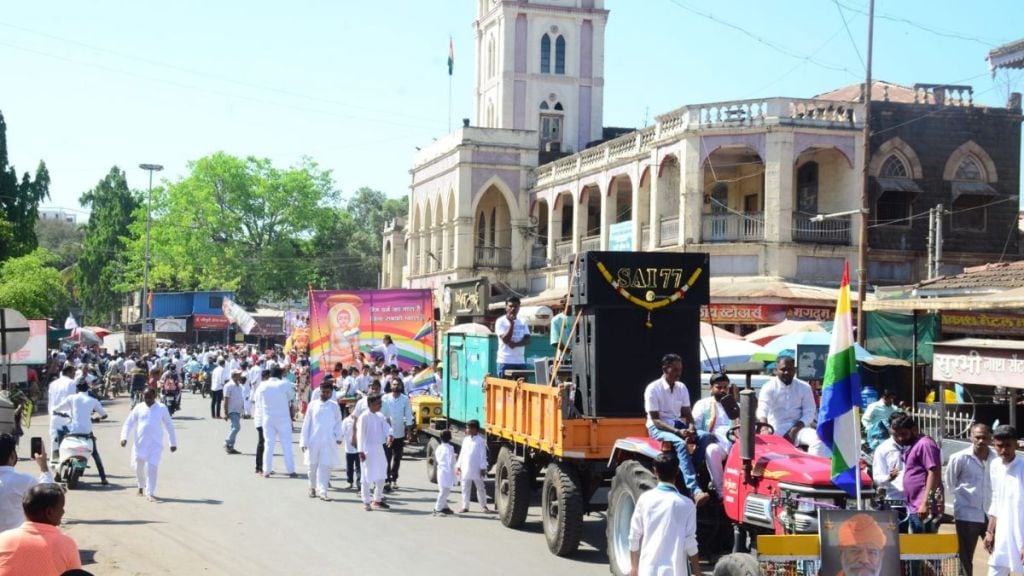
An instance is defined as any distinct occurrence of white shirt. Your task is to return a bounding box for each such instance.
[456,434,488,480]
[47,377,76,416]
[435,442,456,488]
[123,359,136,374]
[945,446,995,523]
[120,401,177,465]
[210,366,226,392]
[755,376,817,434]
[988,457,1024,572]
[494,315,530,364]
[53,392,107,435]
[340,416,358,454]
[383,343,399,366]
[871,437,905,501]
[354,375,371,396]
[255,378,291,422]
[643,377,691,428]
[692,396,732,449]
[353,397,369,419]
[628,484,698,574]
[0,466,54,532]
[382,394,413,438]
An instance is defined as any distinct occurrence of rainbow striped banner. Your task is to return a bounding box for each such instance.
[816,261,862,497]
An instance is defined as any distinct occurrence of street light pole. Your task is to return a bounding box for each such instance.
[857,0,875,346]
[139,163,163,330]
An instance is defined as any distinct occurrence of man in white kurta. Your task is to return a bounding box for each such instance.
[119,389,177,501]
[984,426,1024,576]
[357,394,392,510]
[628,452,701,576]
[301,382,343,501]
[456,419,493,513]
[433,430,456,515]
[47,366,78,458]
[255,366,296,478]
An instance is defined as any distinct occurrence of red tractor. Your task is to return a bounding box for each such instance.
[605,388,873,575]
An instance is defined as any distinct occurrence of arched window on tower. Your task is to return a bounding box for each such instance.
[555,35,566,74]
[487,36,496,79]
[875,153,916,226]
[540,100,564,150]
[540,34,551,74]
[951,154,989,231]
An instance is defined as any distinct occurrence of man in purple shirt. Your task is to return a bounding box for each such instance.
[891,413,943,533]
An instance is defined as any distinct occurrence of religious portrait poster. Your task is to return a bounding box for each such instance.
[308,289,434,386]
[818,509,900,576]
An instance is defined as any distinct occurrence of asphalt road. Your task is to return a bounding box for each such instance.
[26,393,614,576]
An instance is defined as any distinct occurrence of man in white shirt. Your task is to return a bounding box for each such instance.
[691,373,734,495]
[353,381,383,418]
[357,394,392,511]
[494,296,531,377]
[549,297,573,359]
[52,380,110,485]
[872,434,905,503]
[0,434,53,532]
[946,423,995,576]
[455,419,493,514]
[382,379,413,492]
[119,388,177,501]
[254,365,296,478]
[47,366,78,459]
[628,452,701,576]
[210,358,227,419]
[984,425,1024,576]
[756,356,818,446]
[300,380,343,501]
[355,366,373,397]
[644,353,710,506]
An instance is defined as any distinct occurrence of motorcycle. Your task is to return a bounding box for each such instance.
[162,387,182,416]
[188,372,202,394]
[55,433,94,490]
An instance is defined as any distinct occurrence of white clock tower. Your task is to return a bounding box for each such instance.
[474,0,607,153]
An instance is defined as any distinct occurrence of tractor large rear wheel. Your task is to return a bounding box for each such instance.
[541,461,583,557]
[425,438,440,484]
[495,447,530,528]
[606,460,657,576]
[712,553,759,576]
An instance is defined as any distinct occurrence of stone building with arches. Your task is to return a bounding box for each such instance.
[383,2,1022,330]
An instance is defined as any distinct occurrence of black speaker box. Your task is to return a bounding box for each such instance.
[571,251,710,308]
[572,306,702,418]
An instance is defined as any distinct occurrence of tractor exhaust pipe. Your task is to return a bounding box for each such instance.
[739,388,756,483]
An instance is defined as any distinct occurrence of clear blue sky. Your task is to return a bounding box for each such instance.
[2,0,1022,219]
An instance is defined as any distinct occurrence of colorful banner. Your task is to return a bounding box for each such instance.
[308,290,434,386]
[222,298,257,335]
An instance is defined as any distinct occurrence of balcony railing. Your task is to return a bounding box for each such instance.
[701,212,764,242]
[555,240,573,265]
[658,217,679,247]
[641,224,651,250]
[474,245,512,269]
[792,215,852,245]
[529,243,547,269]
[581,235,600,253]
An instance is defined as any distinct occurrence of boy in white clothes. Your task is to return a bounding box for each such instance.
[341,411,360,490]
[433,430,456,516]
[456,420,494,514]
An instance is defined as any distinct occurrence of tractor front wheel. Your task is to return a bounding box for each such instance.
[606,460,657,576]
[712,553,760,576]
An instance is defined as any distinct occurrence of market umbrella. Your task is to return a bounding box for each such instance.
[700,338,777,372]
[69,327,102,345]
[743,319,828,346]
[700,322,742,340]
[84,326,111,339]
[762,331,910,367]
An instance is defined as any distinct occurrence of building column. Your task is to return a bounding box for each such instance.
[680,136,702,246]
[547,198,557,264]
[763,132,795,244]
[453,216,474,269]
[648,154,660,249]
[599,179,611,250]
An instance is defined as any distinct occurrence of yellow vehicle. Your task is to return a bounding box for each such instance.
[410,394,442,454]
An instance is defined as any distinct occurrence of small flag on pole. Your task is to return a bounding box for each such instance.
[448,37,454,76]
[413,322,433,341]
[816,261,863,498]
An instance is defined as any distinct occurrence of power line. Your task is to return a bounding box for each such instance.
[832,0,866,72]
[833,0,1000,48]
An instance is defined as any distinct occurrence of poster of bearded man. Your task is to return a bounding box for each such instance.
[819,510,900,576]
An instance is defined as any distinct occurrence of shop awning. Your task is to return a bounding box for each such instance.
[875,177,923,194]
[864,286,1024,312]
[952,181,999,199]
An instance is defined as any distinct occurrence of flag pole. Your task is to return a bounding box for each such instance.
[448,72,453,133]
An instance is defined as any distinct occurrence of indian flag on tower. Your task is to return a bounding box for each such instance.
[815,261,863,499]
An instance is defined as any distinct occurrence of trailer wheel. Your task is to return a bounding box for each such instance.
[496,447,530,529]
[712,553,759,576]
[425,437,440,484]
[606,460,656,575]
[541,461,583,557]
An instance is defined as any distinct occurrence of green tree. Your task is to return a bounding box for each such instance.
[76,167,139,324]
[34,216,84,271]
[0,248,70,319]
[0,111,50,261]
[121,153,338,306]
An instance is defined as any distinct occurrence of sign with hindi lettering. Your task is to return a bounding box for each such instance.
[932,340,1024,388]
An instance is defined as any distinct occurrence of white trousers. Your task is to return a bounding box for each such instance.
[435,485,452,512]
[361,476,384,504]
[705,442,728,495]
[987,567,1010,576]
[308,459,331,496]
[135,459,159,497]
[263,418,295,475]
[461,478,487,510]
[243,399,252,417]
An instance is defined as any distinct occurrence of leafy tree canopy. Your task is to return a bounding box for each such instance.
[0,248,70,319]
[0,111,50,261]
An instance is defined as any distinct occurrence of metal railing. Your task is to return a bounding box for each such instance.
[640,224,651,249]
[554,240,573,265]
[792,214,851,245]
[658,217,678,247]
[911,405,976,441]
[701,212,764,242]
[581,235,600,253]
[473,245,512,269]
[529,244,547,269]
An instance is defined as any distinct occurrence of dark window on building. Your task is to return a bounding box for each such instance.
[560,201,573,240]
[951,194,987,231]
[955,156,983,181]
[876,191,912,225]
[209,295,223,309]
[879,154,909,178]
[796,162,819,214]
[555,35,566,74]
[540,34,551,74]
[476,213,486,246]
[489,208,497,246]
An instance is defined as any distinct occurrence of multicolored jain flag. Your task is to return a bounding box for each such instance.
[816,261,862,497]
[448,37,455,76]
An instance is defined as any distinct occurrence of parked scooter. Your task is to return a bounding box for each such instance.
[55,433,94,489]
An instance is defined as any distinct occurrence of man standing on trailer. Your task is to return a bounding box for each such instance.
[643,354,711,507]
[495,296,530,377]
